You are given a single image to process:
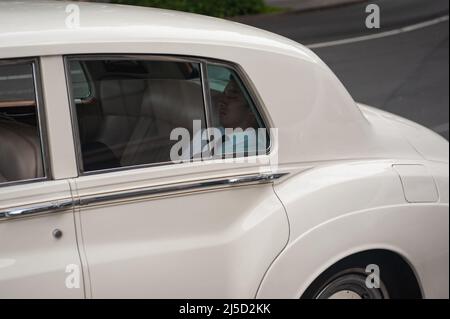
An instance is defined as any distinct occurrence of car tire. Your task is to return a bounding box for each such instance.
[301,250,425,299]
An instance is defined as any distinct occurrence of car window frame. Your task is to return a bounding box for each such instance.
[0,57,51,188]
[64,54,272,176]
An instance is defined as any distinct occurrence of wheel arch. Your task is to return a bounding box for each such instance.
[256,204,449,299]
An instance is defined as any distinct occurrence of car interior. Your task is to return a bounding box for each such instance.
[0,62,44,184]
[70,59,207,172]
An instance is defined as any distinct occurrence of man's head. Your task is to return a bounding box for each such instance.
[217,78,257,129]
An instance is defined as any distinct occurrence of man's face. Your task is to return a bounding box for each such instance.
[217,79,252,129]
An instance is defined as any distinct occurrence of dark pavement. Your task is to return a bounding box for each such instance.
[235,0,449,140]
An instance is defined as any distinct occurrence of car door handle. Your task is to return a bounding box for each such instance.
[0,199,74,219]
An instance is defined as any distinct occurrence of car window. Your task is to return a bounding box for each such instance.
[67,57,206,172]
[69,61,91,100]
[207,64,269,157]
[0,60,45,185]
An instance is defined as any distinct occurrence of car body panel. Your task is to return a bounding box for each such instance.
[40,55,78,180]
[258,160,448,298]
[393,164,439,203]
[359,104,449,164]
[0,180,84,298]
[257,203,449,299]
[257,109,449,299]
[73,163,289,298]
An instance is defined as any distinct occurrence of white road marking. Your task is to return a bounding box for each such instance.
[307,15,449,49]
[432,122,449,134]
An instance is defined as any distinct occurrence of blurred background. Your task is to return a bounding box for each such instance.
[76,0,449,140]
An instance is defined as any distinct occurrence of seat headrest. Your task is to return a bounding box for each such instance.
[100,76,147,116]
[0,120,44,182]
[141,79,205,132]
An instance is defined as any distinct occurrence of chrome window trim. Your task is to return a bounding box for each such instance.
[77,172,288,207]
[0,198,74,220]
[64,54,273,177]
[0,57,52,188]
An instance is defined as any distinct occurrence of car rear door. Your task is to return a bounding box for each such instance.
[66,55,289,298]
[0,58,84,298]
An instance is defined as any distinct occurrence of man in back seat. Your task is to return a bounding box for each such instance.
[180,77,266,161]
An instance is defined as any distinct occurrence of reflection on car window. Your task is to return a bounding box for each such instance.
[0,63,34,101]
[69,61,91,100]
[0,61,45,185]
[68,57,206,172]
[207,64,232,92]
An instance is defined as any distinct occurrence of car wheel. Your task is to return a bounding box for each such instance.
[314,268,389,299]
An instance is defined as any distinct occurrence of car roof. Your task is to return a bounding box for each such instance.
[0,0,319,63]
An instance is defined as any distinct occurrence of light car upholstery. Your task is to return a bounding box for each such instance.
[0,119,43,182]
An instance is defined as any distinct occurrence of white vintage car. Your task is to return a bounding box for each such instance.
[0,1,448,299]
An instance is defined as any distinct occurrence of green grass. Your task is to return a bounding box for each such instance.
[109,0,277,17]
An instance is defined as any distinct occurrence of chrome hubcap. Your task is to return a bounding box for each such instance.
[328,290,363,299]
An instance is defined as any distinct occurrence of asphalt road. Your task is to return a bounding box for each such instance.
[235,0,449,140]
